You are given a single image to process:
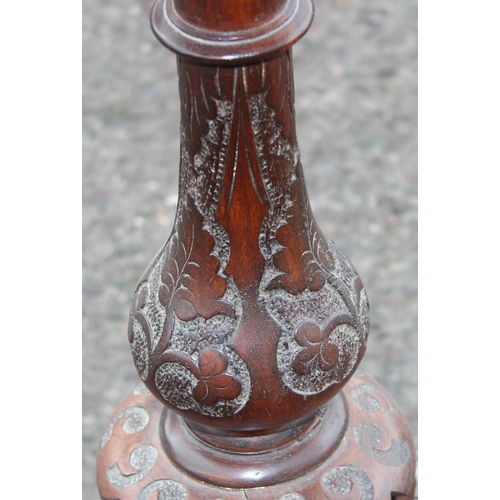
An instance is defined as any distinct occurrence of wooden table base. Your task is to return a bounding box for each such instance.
[97,371,416,499]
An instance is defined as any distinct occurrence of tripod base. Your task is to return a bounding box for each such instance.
[97,372,416,499]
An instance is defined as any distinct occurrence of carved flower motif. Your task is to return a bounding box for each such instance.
[192,348,241,406]
[292,320,339,376]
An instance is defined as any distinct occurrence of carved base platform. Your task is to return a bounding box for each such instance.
[97,371,416,499]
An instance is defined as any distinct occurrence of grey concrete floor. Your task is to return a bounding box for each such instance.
[83,0,417,498]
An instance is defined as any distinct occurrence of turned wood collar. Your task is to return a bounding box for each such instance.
[151,0,314,62]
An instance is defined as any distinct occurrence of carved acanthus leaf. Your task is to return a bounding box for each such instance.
[267,179,326,295]
[159,198,235,330]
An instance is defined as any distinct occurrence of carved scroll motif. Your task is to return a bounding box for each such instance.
[100,406,150,449]
[350,383,401,415]
[101,407,156,490]
[137,479,188,500]
[353,423,410,467]
[321,465,373,499]
[106,444,158,489]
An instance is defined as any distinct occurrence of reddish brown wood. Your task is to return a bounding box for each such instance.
[97,0,416,497]
[128,51,368,437]
[151,0,314,62]
[97,373,416,498]
[173,0,288,32]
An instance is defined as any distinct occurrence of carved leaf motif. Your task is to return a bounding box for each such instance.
[192,347,242,405]
[199,346,228,376]
[292,348,318,375]
[159,199,234,336]
[292,320,339,375]
[309,218,336,271]
[319,343,340,371]
[268,231,325,294]
[295,320,323,345]
[267,178,326,295]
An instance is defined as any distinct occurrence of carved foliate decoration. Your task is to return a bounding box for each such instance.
[128,61,258,418]
[251,54,370,395]
[128,189,250,418]
[96,0,417,495]
[128,50,369,416]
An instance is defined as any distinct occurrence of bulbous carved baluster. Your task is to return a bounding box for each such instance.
[97,1,416,497]
[128,51,369,431]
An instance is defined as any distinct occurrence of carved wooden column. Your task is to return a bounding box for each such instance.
[97,0,416,498]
